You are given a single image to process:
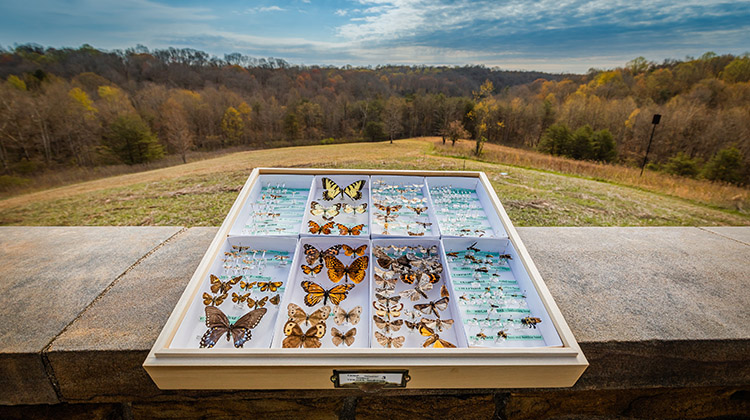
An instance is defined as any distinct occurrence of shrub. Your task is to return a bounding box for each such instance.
[702,146,744,184]
[0,175,29,191]
[663,152,701,178]
[538,124,572,156]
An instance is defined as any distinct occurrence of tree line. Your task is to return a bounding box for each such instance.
[0,44,748,185]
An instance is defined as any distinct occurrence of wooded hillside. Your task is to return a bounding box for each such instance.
[0,44,748,185]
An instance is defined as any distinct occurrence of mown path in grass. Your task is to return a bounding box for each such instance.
[0,139,747,227]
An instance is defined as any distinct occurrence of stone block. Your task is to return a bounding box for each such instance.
[0,226,181,405]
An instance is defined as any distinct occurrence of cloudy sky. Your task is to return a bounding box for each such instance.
[1,0,749,73]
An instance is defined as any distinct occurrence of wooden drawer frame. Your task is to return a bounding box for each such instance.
[144,168,587,389]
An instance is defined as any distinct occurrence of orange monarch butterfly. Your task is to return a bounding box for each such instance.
[323,255,369,283]
[300,281,355,306]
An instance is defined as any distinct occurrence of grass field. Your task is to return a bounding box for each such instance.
[0,138,747,227]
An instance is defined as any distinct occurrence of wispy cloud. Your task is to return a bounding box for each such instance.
[1,0,749,73]
[245,5,287,13]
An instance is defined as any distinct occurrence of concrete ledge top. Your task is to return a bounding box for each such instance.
[0,226,748,405]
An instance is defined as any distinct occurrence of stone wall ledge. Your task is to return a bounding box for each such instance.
[1,226,749,419]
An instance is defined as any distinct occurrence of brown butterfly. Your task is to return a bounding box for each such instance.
[301,264,323,276]
[331,327,357,347]
[342,244,368,257]
[440,284,450,298]
[372,301,403,319]
[421,318,454,332]
[323,255,368,283]
[375,291,402,306]
[200,306,266,348]
[303,244,342,265]
[210,274,240,294]
[405,320,421,332]
[419,324,456,348]
[231,292,251,304]
[407,231,425,236]
[407,205,428,215]
[374,331,405,348]
[288,303,331,326]
[203,292,227,306]
[399,275,433,301]
[308,220,335,235]
[373,315,404,332]
[239,280,256,291]
[333,305,362,325]
[282,320,326,348]
[247,295,269,309]
[414,297,450,318]
[269,294,281,305]
[374,273,397,291]
[337,223,365,236]
[301,281,355,306]
[257,281,283,292]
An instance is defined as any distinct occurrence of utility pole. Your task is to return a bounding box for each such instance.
[640,114,661,176]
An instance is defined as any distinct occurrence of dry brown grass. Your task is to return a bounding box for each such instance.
[431,138,749,214]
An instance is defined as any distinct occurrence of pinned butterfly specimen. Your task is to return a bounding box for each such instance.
[342,244,367,257]
[446,252,459,258]
[288,303,331,326]
[200,306,267,348]
[309,220,335,235]
[375,213,400,223]
[303,244,342,265]
[247,295,269,309]
[414,297,450,318]
[374,249,411,271]
[331,327,357,347]
[210,274,241,294]
[496,330,509,340]
[301,264,323,276]
[203,292,228,306]
[301,281,355,306]
[374,273,397,291]
[421,318,455,332]
[403,309,420,320]
[374,203,402,215]
[333,305,362,325]
[323,255,368,284]
[372,301,403,319]
[239,280,257,291]
[373,315,404,332]
[419,324,456,348]
[231,292,251,304]
[498,254,513,260]
[521,316,542,328]
[258,281,283,292]
[375,291,402,306]
[269,294,281,305]
[310,201,341,220]
[321,177,366,201]
[405,320,421,332]
[399,274,433,301]
[440,284,450,298]
[282,320,327,348]
[374,331,405,348]
[336,223,365,236]
[422,271,441,284]
[407,231,425,236]
[415,221,432,229]
[343,203,368,214]
[407,205,428,215]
